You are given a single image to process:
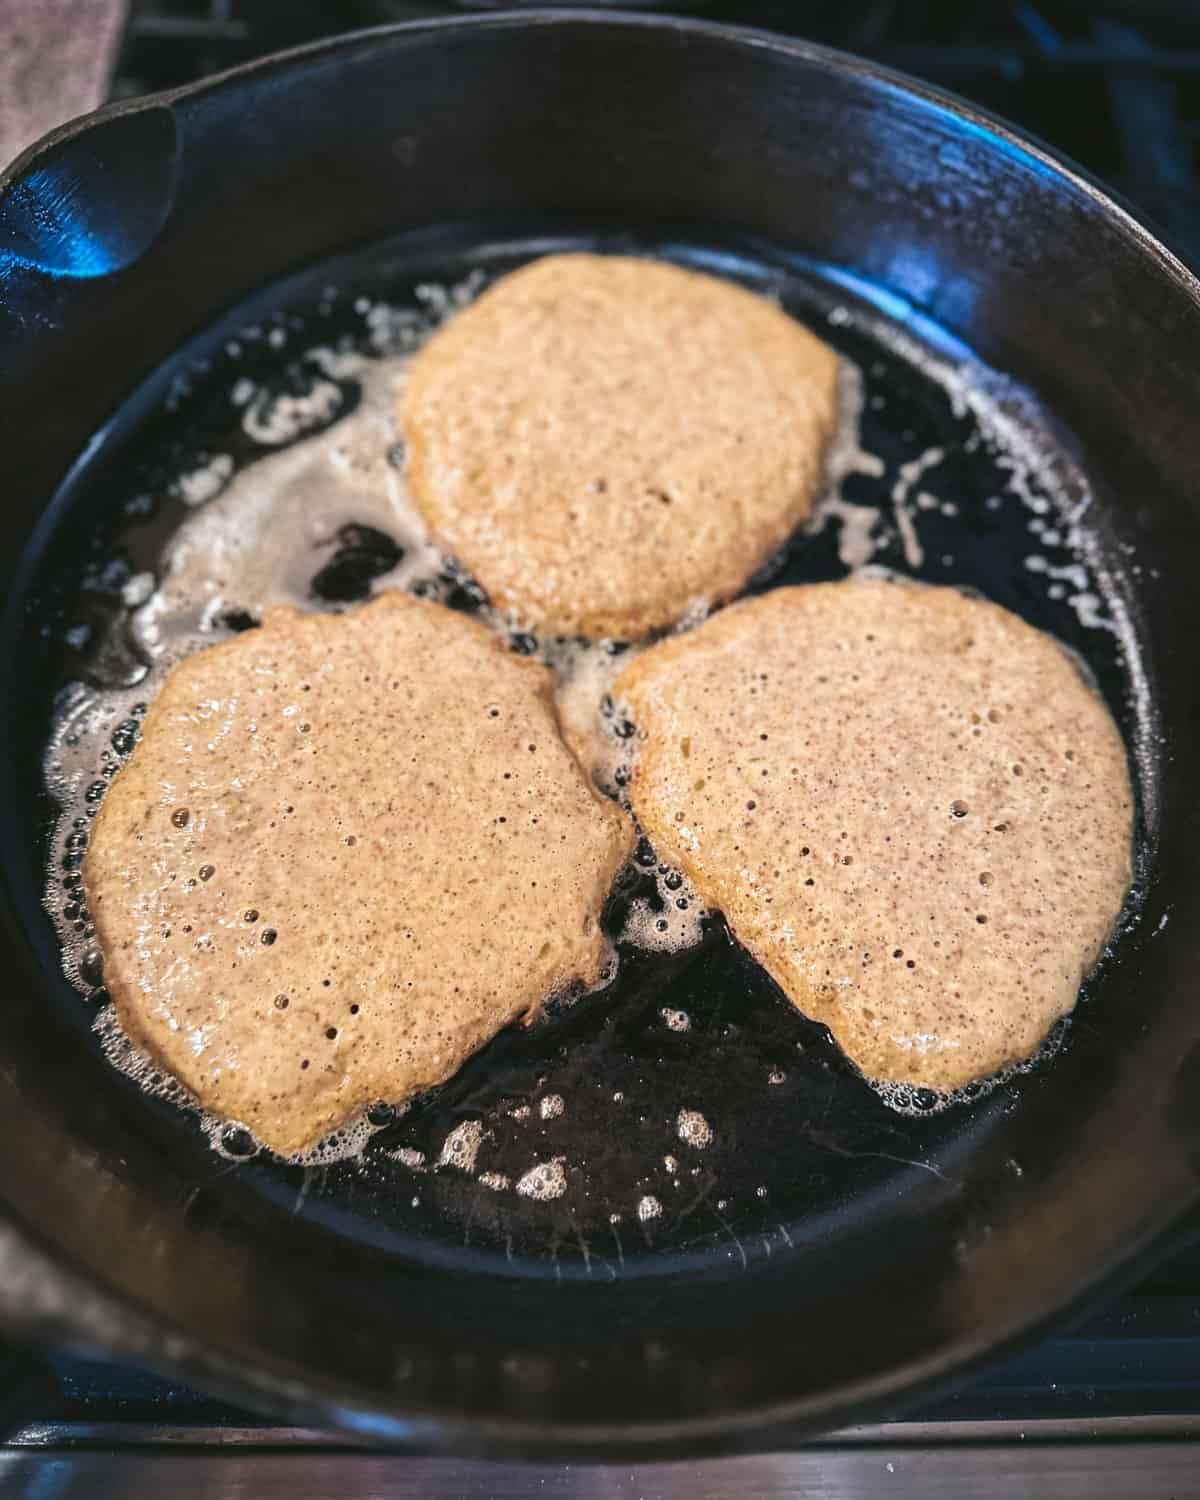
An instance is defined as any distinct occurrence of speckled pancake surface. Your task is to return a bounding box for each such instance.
[83,592,634,1156]
[616,579,1133,1090]
[399,254,840,639]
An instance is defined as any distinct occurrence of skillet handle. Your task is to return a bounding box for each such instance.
[0,99,179,279]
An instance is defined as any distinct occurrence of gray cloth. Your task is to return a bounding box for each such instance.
[0,0,126,168]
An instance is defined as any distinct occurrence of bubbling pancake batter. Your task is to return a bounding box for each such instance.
[399,254,840,639]
[83,591,634,1155]
[616,578,1133,1089]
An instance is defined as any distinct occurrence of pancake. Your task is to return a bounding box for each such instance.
[83,592,634,1156]
[399,254,840,639]
[615,579,1134,1090]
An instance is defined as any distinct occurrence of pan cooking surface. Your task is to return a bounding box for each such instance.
[21,234,1154,1279]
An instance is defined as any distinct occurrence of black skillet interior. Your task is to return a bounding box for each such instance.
[3,12,1200,1456]
[12,229,1160,1274]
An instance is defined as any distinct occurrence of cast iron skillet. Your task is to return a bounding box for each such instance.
[2,9,1200,1460]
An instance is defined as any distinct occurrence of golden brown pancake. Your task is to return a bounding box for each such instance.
[399,254,840,639]
[83,592,633,1156]
[616,579,1133,1089]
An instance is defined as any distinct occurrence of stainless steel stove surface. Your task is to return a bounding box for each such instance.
[5,3,1200,1494]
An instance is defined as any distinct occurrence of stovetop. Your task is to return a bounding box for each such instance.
[4,3,1200,1492]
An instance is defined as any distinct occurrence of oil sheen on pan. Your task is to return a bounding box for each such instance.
[38,243,1148,1257]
